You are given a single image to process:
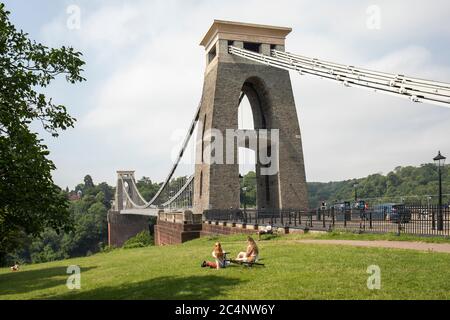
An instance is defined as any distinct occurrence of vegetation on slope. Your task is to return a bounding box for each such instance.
[307,164,450,207]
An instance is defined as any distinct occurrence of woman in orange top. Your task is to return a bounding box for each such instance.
[201,242,225,269]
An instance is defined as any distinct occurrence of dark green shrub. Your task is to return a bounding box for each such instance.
[123,231,153,249]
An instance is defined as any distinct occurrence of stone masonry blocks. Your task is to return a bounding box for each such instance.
[193,48,309,214]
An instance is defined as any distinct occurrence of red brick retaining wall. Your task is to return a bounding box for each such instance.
[154,218,308,247]
[155,219,202,245]
[108,211,149,247]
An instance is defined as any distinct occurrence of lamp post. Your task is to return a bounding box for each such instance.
[242,187,248,214]
[239,174,245,210]
[433,151,446,231]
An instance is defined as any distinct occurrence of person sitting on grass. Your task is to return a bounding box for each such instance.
[201,242,225,270]
[257,225,274,240]
[10,262,20,272]
[236,236,259,263]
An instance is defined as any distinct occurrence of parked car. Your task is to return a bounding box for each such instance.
[332,202,352,221]
[332,201,351,212]
[373,203,411,223]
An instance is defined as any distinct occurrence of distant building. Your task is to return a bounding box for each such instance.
[68,191,81,201]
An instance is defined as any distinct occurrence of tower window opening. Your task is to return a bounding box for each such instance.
[244,42,261,53]
[208,45,217,64]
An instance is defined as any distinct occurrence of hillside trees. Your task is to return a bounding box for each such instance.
[8,176,111,264]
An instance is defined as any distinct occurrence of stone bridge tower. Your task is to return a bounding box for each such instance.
[193,20,308,214]
[108,171,149,247]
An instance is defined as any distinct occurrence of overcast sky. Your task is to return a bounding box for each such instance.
[4,0,450,188]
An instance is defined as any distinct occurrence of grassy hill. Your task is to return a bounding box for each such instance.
[1,233,450,300]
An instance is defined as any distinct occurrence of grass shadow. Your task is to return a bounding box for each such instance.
[54,275,245,300]
[0,266,97,296]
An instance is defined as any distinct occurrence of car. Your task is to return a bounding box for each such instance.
[373,203,411,223]
[332,202,352,221]
[332,201,351,211]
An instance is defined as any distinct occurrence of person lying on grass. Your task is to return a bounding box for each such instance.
[236,236,259,263]
[201,242,225,270]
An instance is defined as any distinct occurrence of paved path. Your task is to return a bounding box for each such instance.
[294,240,450,253]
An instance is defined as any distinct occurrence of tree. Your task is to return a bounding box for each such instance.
[307,164,450,207]
[136,177,160,202]
[97,182,114,209]
[0,4,85,265]
[241,171,257,207]
[84,175,94,190]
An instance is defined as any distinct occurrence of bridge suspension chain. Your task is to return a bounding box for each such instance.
[120,174,194,210]
[120,98,202,210]
[229,46,450,108]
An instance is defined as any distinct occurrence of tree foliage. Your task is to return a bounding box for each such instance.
[308,164,450,207]
[84,175,94,190]
[136,176,162,202]
[0,4,85,265]
[240,164,449,208]
[8,176,112,265]
[123,230,153,249]
[241,171,257,208]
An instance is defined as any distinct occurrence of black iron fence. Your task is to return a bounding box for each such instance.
[203,205,450,237]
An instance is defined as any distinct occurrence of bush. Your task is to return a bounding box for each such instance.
[99,244,117,254]
[100,246,114,253]
[123,243,146,250]
[123,231,153,249]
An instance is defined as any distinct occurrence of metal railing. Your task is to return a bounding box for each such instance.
[203,205,450,237]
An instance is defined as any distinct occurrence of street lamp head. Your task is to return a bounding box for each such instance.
[433,151,446,168]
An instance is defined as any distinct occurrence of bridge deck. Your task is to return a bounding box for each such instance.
[120,209,160,216]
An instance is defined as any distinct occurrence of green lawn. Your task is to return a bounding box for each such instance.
[280,231,450,243]
[1,233,449,300]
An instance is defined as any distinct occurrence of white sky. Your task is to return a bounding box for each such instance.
[4,0,450,188]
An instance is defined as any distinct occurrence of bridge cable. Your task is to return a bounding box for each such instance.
[118,96,202,209]
[229,46,450,108]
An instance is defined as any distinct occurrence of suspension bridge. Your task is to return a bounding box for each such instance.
[107,20,450,246]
